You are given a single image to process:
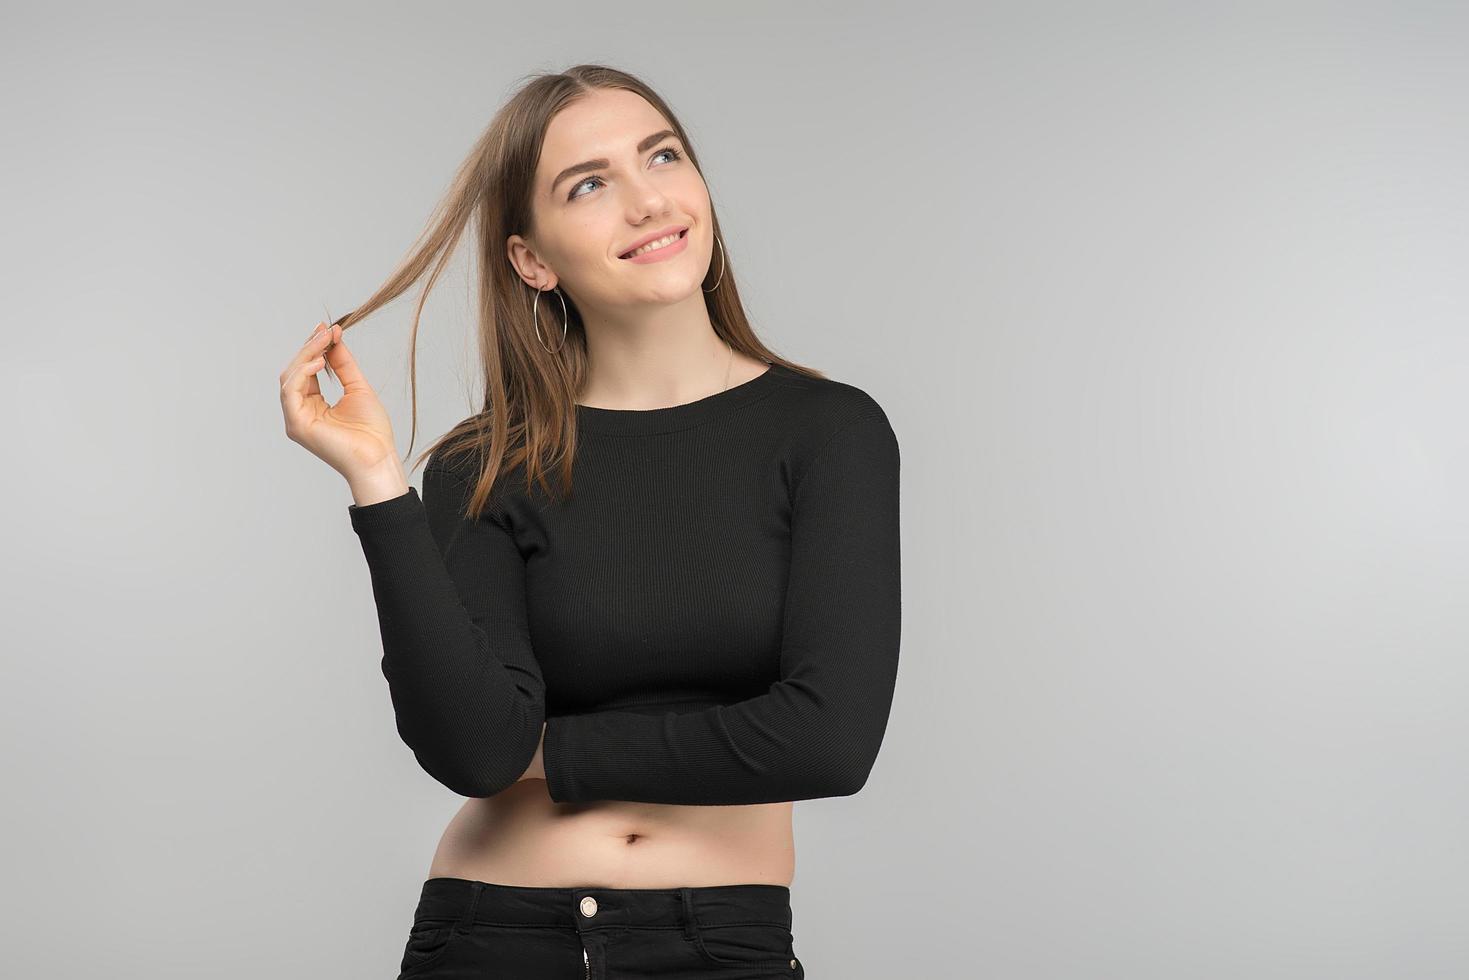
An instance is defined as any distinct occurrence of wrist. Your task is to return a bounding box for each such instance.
[348,458,410,507]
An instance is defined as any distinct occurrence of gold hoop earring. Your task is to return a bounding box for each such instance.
[703,236,725,293]
[533,284,569,354]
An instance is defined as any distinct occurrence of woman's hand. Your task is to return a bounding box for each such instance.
[519,722,548,782]
[279,321,401,482]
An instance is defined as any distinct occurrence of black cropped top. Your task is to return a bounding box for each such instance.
[346,362,902,805]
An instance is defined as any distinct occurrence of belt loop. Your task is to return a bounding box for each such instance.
[456,881,486,933]
[679,887,698,940]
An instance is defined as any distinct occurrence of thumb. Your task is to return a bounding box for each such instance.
[323,324,369,389]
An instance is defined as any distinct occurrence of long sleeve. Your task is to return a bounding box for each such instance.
[347,462,545,798]
[541,414,902,805]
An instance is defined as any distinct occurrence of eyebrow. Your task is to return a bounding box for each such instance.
[549,129,679,197]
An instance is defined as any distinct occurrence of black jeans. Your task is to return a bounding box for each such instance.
[395,876,805,979]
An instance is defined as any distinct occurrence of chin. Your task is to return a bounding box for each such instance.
[644,280,702,304]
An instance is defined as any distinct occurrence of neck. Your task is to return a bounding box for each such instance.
[575,291,736,410]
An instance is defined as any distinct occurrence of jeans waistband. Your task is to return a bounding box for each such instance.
[413,876,793,935]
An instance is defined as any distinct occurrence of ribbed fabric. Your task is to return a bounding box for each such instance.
[348,362,901,805]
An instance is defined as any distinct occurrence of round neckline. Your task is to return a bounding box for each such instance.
[575,362,785,435]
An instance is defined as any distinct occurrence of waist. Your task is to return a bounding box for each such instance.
[429,785,795,888]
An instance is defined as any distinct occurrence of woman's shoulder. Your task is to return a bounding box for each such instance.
[423,424,487,486]
[762,364,899,506]
[422,417,530,509]
[765,362,896,443]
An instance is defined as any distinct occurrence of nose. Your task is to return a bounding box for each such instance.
[623,174,674,224]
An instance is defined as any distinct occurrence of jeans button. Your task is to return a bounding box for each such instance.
[579,896,598,917]
[790,958,797,969]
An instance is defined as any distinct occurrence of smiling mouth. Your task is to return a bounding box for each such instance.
[619,228,688,259]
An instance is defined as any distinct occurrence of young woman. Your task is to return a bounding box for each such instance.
[278,64,901,979]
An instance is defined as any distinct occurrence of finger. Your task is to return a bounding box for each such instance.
[322,324,370,390]
[279,324,335,387]
[280,349,328,415]
[282,322,330,379]
[303,354,323,400]
[301,320,330,350]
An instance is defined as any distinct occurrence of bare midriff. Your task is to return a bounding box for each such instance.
[426,780,795,889]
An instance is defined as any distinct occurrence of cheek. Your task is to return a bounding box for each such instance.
[677,174,710,212]
[556,218,613,266]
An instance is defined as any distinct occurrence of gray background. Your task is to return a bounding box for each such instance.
[4,2,1467,977]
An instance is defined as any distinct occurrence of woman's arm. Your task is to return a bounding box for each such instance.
[540,414,902,806]
[348,461,546,797]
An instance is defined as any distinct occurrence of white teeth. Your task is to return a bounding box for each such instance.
[624,231,682,258]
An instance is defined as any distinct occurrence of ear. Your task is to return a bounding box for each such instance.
[506,234,557,291]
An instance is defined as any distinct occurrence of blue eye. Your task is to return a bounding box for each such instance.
[568,146,683,201]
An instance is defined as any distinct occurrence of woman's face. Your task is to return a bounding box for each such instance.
[507,87,713,315]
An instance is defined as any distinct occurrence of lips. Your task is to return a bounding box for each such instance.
[619,226,688,259]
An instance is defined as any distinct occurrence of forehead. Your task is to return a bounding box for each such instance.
[540,88,671,173]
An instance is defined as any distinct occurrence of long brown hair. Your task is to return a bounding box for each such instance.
[329,63,823,519]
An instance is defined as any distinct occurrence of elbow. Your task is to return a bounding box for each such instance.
[392,698,545,799]
[795,740,880,799]
[805,692,895,798]
[819,760,875,799]
[788,762,870,801]
[432,765,521,799]
[413,746,530,799]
